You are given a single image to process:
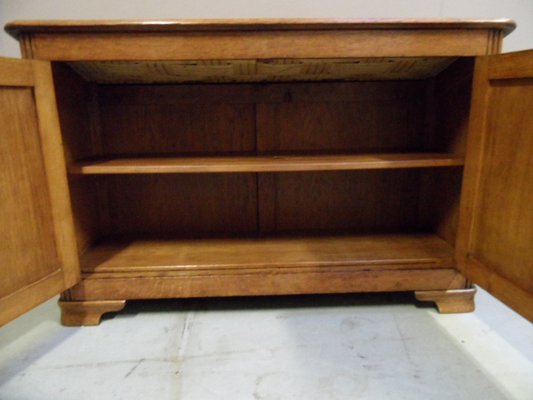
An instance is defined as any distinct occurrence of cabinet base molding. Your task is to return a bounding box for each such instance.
[415,287,476,313]
[59,300,126,326]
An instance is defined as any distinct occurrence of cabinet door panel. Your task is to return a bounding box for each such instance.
[0,58,79,326]
[457,50,533,321]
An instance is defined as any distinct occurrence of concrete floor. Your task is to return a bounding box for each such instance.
[0,288,531,400]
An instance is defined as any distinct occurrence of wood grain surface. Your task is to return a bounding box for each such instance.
[457,50,533,321]
[69,57,457,84]
[81,233,455,274]
[69,153,464,174]
[0,58,74,325]
[6,20,519,323]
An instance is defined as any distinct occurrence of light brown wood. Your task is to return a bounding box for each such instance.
[415,288,476,313]
[487,49,533,79]
[0,58,76,326]
[33,61,80,288]
[460,258,533,322]
[0,85,59,298]
[80,234,455,274]
[68,153,465,174]
[487,28,503,55]
[4,19,516,37]
[4,19,518,325]
[457,50,533,321]
[69,269,466,301]
[26,30,495,62]
[19,35,34,58]
[69,233,466,301]
[59,300,126,326]
[1,272,65,326]
[0,57,34,86]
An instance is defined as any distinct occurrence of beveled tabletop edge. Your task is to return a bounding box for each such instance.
[5,18,516,39]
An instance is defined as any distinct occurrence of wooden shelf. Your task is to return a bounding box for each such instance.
[69,153,464,175]
[81,233,455,276]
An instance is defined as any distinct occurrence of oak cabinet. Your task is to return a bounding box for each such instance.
[0,19,531,326]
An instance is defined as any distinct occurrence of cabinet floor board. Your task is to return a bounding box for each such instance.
[80,233,455,275]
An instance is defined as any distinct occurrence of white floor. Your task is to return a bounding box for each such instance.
[0,289,531,400]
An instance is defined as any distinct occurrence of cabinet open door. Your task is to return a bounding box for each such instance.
[0,58,79,326]
[457,50,533,321]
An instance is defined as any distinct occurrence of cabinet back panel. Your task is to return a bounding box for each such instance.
[96,81,433,157]
[64,78,467,240]
[102,174,258,236]
[259,170,421,233]
[98,85,256,156]
[256,81,428,153]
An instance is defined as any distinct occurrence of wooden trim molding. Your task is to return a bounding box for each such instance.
[28,30,496,60]
[5,19,516,38]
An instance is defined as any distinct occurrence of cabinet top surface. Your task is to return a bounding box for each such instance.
[5,18,516,39]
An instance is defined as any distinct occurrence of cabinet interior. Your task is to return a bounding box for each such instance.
[52,57,474,274]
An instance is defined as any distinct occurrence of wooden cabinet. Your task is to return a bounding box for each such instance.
[0,19,531,326]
